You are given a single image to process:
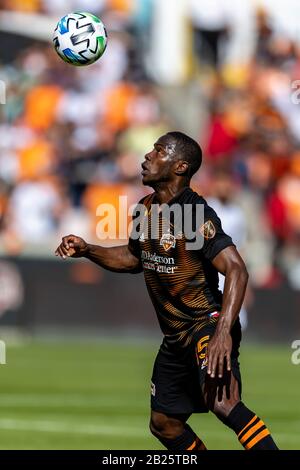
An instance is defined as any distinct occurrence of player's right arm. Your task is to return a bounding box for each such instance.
[55,234,142,273]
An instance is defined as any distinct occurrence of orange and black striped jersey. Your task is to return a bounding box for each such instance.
[128,187,235,347]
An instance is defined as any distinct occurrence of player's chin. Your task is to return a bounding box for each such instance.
[142,174,155,186]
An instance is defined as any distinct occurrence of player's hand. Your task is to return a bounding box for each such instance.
[55,234,89,259]
[206,330,232,379]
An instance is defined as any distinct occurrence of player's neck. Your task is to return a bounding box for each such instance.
[153,183,190,205]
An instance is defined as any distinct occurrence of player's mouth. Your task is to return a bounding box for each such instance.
[141,163,150,175]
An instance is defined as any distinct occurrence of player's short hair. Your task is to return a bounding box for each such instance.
[167,131,202,178]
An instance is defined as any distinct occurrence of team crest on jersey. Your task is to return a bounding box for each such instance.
[160,233,176,251]
[139,232,145,242]
[199,220,216,239]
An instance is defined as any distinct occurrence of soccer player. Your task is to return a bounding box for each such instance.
[55,132,278,451]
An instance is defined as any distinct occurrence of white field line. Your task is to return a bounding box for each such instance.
[0,394,144,408]
[0,419,296,447]
[0,418,148,437]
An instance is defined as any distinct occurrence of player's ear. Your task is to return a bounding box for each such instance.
[174,160,189,176]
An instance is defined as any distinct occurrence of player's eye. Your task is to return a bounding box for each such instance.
[153,145,164,156]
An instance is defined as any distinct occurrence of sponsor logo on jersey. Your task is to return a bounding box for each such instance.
[141,250,177,274]
[141,251,175,264]
[199,220,216,239]
[151,381,156,396]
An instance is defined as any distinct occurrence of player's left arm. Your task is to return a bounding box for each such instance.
[206,245,249,379]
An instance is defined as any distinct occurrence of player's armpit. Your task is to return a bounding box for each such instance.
[211,245,248,277]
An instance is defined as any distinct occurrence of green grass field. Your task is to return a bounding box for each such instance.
[0,339,299,450]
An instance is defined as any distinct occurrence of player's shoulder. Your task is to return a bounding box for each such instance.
[185,188,222,222]
[183,188,214,209]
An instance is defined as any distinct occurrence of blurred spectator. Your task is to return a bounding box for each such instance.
[207,170,248,329]
[189,0,256,70]
[259,0,300,42]
[2,0,41,12]
[41,0,107,16]
[6,176,63,244]
[189,0,230,69]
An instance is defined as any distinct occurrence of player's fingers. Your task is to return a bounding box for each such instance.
[218,354,224,378]
[57,246,67,259]
[210,353,218,378]
[226,351,231,371]
[66,247,76,257]
[69,241,79,251]
[62,235,73,250]
[60,244,69,256]
[59,246,67,259]
[207,347,212,375]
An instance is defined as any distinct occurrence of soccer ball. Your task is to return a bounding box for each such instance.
[53,12,107,66]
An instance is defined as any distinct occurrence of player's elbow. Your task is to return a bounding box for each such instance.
[126,257,143,274]
[128,263,143,274]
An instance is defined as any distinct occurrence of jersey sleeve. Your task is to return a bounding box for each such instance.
[199,204,235,261]
[127,195,148,260]
[127,204,143,274]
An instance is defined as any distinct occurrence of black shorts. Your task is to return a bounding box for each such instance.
[151,319,242,415]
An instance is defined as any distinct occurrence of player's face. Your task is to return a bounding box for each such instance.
[141,136,177,186]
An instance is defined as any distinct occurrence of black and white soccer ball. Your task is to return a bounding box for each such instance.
[53,11,107,66]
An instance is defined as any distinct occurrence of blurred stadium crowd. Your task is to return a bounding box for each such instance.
[0,0,300,292]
